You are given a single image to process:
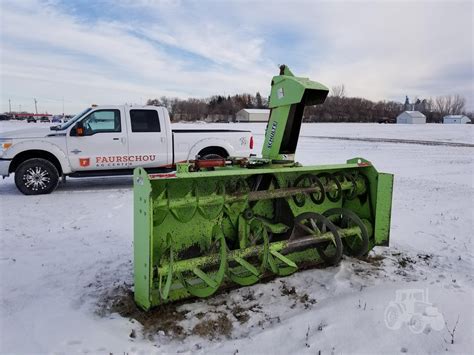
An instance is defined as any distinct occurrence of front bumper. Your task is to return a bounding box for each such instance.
[0,159,11,177]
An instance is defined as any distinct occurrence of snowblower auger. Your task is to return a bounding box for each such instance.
[133,65,394,310]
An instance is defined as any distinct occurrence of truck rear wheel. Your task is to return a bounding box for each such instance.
[14,158,59,195]
[202,154,225,160]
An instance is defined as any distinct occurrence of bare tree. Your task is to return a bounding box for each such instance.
[450,94,466,115]
[159,96,173,114]
[433,94,466,116]
[331,84,346,98]
[147,98,161,106]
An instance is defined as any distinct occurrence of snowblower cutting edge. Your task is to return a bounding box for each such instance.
[133,65,394,310]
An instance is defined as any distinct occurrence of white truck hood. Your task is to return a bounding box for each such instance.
[0,127,60,139]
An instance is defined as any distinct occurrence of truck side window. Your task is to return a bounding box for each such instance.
[81,110,121,135]
[130,110,161,132]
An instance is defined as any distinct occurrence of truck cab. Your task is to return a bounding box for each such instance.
[65,106,171,171]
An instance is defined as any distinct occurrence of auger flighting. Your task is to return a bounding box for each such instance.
[133,65,394,310]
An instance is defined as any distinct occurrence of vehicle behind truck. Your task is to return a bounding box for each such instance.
[0,105,253,195]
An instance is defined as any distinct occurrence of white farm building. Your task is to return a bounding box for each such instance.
[443,115,471,124]
[236,108,270,122]
[396,111,426,124]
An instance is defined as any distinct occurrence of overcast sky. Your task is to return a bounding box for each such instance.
[0,0,472,114]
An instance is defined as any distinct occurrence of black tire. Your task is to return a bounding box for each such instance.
[201,153,225,160]
[14,158,59,195]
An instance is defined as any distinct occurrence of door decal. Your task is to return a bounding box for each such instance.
[79,158,90,167]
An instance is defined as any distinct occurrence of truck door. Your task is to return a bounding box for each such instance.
[126,108,169,168]
[67,108,129,171]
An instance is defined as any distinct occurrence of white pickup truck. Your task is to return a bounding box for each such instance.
[0,105,253,195]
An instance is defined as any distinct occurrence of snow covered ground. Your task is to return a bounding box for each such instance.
[0,121,473,354]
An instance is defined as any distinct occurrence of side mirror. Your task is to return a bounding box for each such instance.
[75,121,84,136]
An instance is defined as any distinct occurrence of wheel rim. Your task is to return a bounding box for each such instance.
[309,175,325,204]
[227,219,269,286]
[335,172,358,200]
[23,166,51,191]
[290,212,343,266]
[292,174,312,207]
[317,172,342,202]
[292,174,325,207]
[323,208,370,257]
[177,226,227,298]
[226,177,250,214]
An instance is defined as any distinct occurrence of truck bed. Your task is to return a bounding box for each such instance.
[172,128,252,162]
[172,129,251,133]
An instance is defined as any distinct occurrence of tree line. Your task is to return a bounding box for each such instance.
[147,92,267,122]
[147,86,470,123]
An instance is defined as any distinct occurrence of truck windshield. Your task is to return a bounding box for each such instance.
[50,108,92,131]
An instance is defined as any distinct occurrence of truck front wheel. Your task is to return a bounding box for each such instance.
[14,158,59,195]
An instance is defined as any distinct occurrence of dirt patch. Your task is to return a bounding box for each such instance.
[231,305,251,324]
[279,280,317,309]
[95,277,322,342]
[397,256,416,268]
[97,283,236,340]
[228,302,263,324]
[350,252,387,279]
[195,312,206,320]
[280,281,297,296]
[242,290,256,302]
[96,284,186,338]
[257,314,281,328]
[381,250,439,282]
[192,313,233,339]
[299,293,317,308]
[361,253,386,267]
[417,253,433,264]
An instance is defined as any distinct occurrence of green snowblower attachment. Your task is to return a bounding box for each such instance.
[133,65,394,310]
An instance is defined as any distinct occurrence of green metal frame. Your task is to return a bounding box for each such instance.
[262,65,329,161]
[133,65,394,310]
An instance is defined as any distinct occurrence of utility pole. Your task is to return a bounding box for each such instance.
[8,99,11,113]
[62,97,65,117]
[34,98,38,114]
[19,104,22,112]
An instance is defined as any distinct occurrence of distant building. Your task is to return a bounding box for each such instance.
[236,108,270,122]
[443,115,471,124]
[404,96,429,112]
[396,111,426,124]
[414,98,429,112]
[403,96,411,111]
